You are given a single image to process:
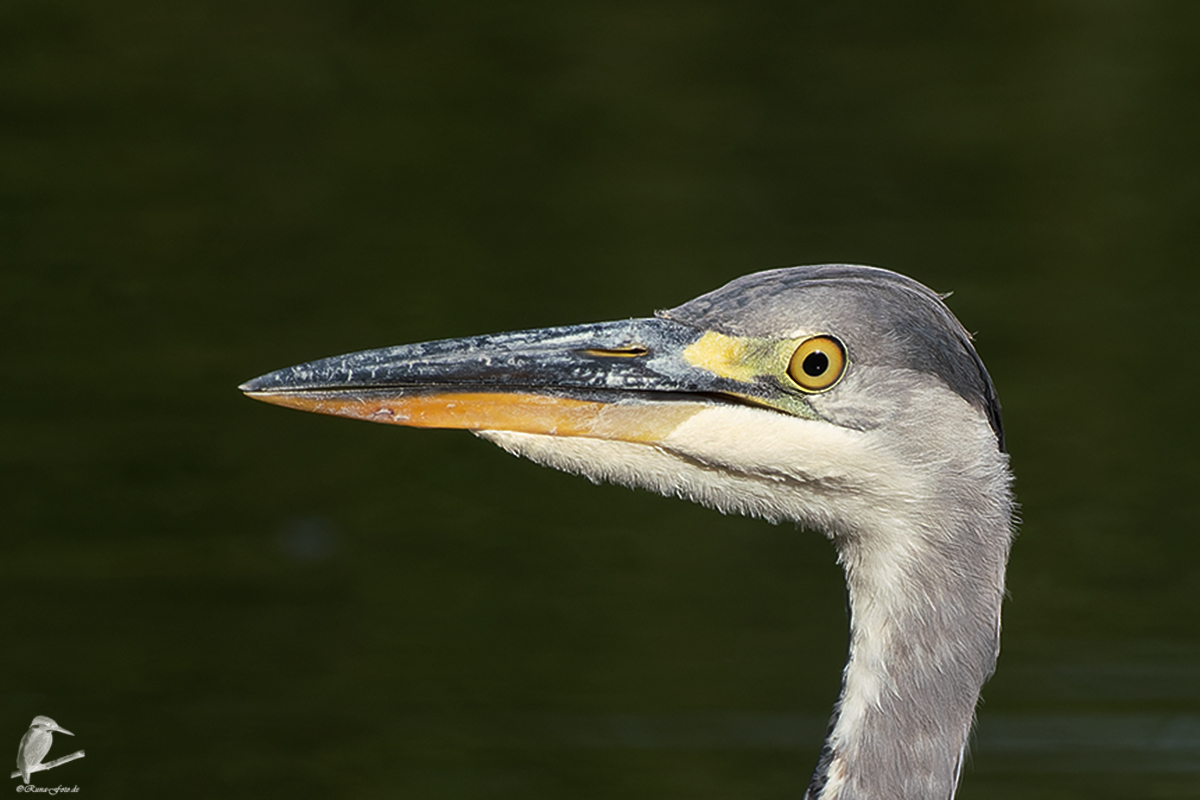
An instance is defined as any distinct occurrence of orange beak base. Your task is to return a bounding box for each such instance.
[244,389,707,444]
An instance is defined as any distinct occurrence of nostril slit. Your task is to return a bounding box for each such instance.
[579,346,650,358]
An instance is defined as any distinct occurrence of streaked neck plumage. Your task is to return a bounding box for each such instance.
[807,472,1012,799]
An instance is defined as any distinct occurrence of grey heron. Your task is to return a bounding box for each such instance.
[15,716,72,785]
[241,264,1014,799]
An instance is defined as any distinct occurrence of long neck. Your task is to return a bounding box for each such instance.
[806,480,1013,799]
[477,400,1014,797]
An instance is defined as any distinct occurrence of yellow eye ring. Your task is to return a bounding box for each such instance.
[787,336,847,392]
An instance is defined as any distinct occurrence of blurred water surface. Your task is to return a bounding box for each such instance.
[3,1,1200,797]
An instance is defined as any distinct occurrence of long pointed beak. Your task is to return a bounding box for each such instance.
[51,725,73,736]
[240,317,768,444]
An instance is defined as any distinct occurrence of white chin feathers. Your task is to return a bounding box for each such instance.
[475,405,880,532]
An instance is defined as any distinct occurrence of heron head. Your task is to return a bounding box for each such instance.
[242,265,1006,536]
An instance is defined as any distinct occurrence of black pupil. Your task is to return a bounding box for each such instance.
[803,350,829,376]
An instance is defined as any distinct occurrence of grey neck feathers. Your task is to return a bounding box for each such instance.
[806,452,1013,800]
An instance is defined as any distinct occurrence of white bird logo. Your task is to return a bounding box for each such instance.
[12,716,82,785]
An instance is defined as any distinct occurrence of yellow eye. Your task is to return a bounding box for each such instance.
[787,336,846,392]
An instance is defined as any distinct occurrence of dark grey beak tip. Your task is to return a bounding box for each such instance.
[240,368,295,394]
[239,355,358,395]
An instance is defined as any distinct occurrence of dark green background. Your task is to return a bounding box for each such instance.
[4,1,1199,797]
